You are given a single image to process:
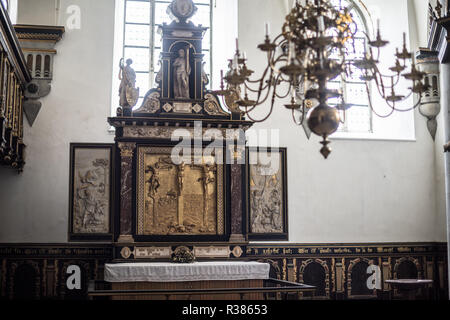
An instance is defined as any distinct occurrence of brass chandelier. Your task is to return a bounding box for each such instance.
[213,0,428,158]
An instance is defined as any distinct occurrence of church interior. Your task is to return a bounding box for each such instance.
[0,0,449,302]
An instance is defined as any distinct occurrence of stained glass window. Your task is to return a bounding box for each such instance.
[329,0,372,133]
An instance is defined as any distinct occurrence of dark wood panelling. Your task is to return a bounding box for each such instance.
[0,242,447,300]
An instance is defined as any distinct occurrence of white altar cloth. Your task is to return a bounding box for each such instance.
[104,261,270,283]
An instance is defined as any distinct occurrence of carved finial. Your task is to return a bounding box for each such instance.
[320,137,331,159]
[435,0,443,19]
[168,0,197,23]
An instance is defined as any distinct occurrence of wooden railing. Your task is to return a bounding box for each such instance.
[87,279,316,300]
[0,3,31,172]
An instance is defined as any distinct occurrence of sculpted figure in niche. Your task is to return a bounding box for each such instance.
[173,48,191,99]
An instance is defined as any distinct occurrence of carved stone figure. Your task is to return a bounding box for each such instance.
[201,61,209,86]
[173,48,191,99]
[73,153,110,234]
[119,58,139,108]
[155,63,163,85]
[250,159,283,234]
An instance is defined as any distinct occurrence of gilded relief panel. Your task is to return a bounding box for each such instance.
[137,146,224,236]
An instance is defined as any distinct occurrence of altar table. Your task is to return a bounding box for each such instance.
[104,261,271,300]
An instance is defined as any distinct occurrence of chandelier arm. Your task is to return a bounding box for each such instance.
[366,82,396,118]
[387,92,422,113]
[241,73,276,114]
[391,89,413,103]
[372,75,401,95]
[244,82,264,92]
[243,92,277,123]
[244,63,272,90]
[397,94,422,112]
[274,78,293,99]
[246,77,272,92]
[272,33,286,45]
[251,68,276,105]
[375,71,402,85]
[372,71,388,99]
[368,75,420,117]
[250,84,273,109]
[269,55,289,75]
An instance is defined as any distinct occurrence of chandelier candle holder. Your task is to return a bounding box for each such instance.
[213,0,429,158]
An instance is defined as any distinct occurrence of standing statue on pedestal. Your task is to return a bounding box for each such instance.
[173,48,191,99]
[118,58,139,115]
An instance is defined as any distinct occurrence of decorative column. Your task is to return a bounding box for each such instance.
[229,164,245,242]
[228,132,246,243]
[118,142,136,243]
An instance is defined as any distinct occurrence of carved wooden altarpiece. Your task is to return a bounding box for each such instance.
[108,0,254,260]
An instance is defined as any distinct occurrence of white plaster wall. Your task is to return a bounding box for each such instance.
[240,0,445,243]
[0,0,445,243]
[17,0,56,25]
[0,0,115,242]
[409,0,447,242]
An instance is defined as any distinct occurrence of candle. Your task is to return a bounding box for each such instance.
[377,19,380,31]
[265,22,270,37]
[242,51,247,60]
[233,55,239,70]
[403,32,406,47]
[236,38,239,51]
[318,16,325,33]
[288,41,295,63]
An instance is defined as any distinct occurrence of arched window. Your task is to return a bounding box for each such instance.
[329,0,373,133]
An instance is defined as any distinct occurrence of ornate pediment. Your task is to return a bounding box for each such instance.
[118,0,231,120]
[167,0,198,23]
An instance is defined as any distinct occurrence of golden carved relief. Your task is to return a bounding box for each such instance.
[137,146,224,236]
[118,142,136,158]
